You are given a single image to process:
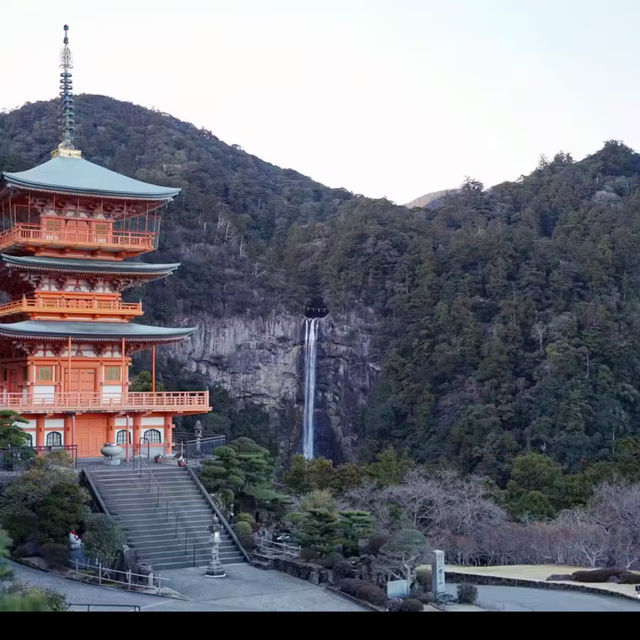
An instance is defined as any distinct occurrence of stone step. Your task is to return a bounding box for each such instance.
[83,466,247,569]
[114,512,222,524]
[106,498,210,513]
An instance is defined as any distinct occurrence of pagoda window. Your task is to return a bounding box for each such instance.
[143,429,161,444]
[105,366,121,382]
[44,218,62,239]
[46,431,62,447]
[116,430,131,445]
[37,366,54,382]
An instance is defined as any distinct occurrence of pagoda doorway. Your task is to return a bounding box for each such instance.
[65,368,96,395]
[75,415,107,457]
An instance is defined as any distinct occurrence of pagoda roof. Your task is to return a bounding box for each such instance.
[0,320,196,343]
[1,254,180,278]
[2,155,180,200]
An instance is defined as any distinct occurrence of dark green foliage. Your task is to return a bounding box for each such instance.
[38,543,68,569]
[232,521,255,551]
[283,456,366,497]
[0,410,29,448]
[283,455,311,493]
[456,583,478,604]
[399,598,424,612]
[338,511,374,556]
[37,482,90,543]
[0,462,90,546]
[199,437,287,514]
[0,581,68,612]
[365,447,414,487]
[0,529,11,581]
[81,514,125,568]
[235,512,258,531]
[129,370,165,392]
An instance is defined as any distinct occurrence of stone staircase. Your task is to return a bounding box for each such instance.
[83,465,247,571]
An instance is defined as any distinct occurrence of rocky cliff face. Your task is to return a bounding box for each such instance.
[177,307,380,462]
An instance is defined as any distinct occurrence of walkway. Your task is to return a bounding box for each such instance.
[7,561,366,612]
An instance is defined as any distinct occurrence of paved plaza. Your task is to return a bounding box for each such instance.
[7,560,366,612]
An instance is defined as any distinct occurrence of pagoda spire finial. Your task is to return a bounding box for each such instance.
[52,24,81,158]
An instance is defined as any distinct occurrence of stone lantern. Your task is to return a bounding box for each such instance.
[204,515,226,578]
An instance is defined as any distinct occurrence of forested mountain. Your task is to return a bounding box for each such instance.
[3,96,640,484]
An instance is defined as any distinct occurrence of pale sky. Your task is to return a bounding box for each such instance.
[2,0,640,204]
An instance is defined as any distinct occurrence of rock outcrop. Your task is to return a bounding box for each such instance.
[177,306,380,462]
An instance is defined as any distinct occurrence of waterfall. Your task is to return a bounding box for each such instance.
[302,317,319,459]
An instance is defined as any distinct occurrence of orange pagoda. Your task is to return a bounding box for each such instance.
[0,26,209,457]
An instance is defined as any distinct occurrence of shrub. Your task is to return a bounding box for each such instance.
[457,583,478,604]
[339,578,365,596]
[235,512,258,531]
[81,514,125,568]
[333,559,355,579]
[571,568,622,583]
[355,583,388,606]
[299,548,320,563]
[0,582,68,611]
[617,571,640,584]
[400,598,424,612]
[416,565,432,589]
[367,534,390,556]
[232,521,255,551]
[320,551,343,569]
[387,597,403,612]
[38,543,68,569]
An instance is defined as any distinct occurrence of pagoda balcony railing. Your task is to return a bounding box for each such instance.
[0,296,143,318]
[0,223,155,253]
[0,390,210,414]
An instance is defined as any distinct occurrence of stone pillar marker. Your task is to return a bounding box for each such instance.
[205,515,226,578]
[430,549,446,596]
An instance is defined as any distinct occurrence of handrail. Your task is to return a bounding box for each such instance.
[256,538,301,558]
[81,469,115,520]
[0,223,155,251]
[185,464,252,563]
[0,297,143,316]
[69,603,141,612]
[136,456,196,562]
[0,390,210,413]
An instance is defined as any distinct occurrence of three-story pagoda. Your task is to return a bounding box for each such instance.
[0,26,209,457]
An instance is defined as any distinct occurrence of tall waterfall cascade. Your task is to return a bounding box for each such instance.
[302,317,319,459]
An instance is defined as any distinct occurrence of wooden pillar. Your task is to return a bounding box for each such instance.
[121,337,126,398]
[35,416,45,448]
[164,414,172,456]
[132,414,142,456]
[64,414,73,448]
[106,415,116,445]
[67,336,72,395]
[152,345,156,393]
